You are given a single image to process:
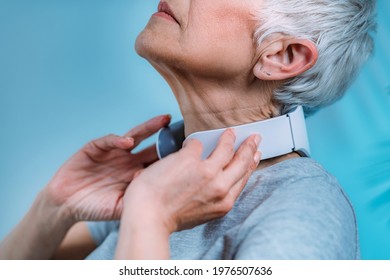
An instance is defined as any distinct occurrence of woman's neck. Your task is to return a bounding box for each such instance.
[157,67,300,169]
[182,98,279,136]
[163,73,281,136]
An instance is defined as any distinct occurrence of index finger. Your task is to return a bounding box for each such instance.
[124,114,171,149]
[206,128,236,168]
[222,134,261,185]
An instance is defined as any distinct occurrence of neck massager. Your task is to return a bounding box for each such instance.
[156,106,310,160]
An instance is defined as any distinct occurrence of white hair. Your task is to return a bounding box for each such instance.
[255,0,377,115]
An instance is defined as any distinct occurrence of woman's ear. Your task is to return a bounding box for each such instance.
[254,36,318,81]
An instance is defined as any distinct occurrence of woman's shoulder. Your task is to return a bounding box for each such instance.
[246,157,354,219]
[248,157,344,196]
[235,157,359,259]
[256,157,338,181]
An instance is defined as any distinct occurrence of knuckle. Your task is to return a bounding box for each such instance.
[202,165,217,181]
[219,198,234,215]
[235,149,248,163]
[211,182,228,200]
[242,148,255,163]
[222,141,234,154]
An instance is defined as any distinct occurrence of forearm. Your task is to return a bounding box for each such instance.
[0,190,74,260]
[115,205,171,260]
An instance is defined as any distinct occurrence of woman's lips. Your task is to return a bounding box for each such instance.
[153,1,180,25]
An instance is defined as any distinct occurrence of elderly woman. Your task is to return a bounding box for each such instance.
[0,0,376,260]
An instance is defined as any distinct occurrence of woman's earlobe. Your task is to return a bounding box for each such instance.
[254,63,277,81]
[260,65,272,77]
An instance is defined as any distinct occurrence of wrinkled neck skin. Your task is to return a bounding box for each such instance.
[152,61,281,135]
[151,62,300,169]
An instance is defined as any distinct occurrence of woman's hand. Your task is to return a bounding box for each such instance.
[44,114,171,223]
[1,115,171,260]
[116,129,261,259]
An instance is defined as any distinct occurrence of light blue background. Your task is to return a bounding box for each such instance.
[0,0,389,259]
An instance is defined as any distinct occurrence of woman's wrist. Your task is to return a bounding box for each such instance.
[116,193,172,259]
[123,181,177,233]
[0,188,75,260]
[35,187,76,232]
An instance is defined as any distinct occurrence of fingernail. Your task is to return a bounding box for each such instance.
[124,137,134,143]
[226,128,236,139]
[159,114,171,123]
[226,127,235,134]
[254,151,261,164]
[253,135,261,147]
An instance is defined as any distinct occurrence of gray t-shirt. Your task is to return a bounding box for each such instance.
[86,157,359,260]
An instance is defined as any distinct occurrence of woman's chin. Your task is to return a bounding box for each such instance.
[135,31,168,61]
[134,32,150,59]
